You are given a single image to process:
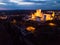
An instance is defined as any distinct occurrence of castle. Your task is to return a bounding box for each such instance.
[28,9,55,22]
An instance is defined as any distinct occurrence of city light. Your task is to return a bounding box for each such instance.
[26,26,35,32]
[48,23,56,26]
[11,19,17,24]
[0,16,7,19]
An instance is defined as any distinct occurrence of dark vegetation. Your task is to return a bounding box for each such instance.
[0,17,60,45]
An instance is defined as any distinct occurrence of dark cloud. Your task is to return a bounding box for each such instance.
[0,0,60,10]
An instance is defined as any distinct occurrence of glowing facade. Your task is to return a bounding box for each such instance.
[29,9,55,22]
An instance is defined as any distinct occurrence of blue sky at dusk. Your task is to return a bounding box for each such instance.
[0,0,60,10]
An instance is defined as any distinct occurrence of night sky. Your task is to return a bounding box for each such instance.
[0,0,60,10]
